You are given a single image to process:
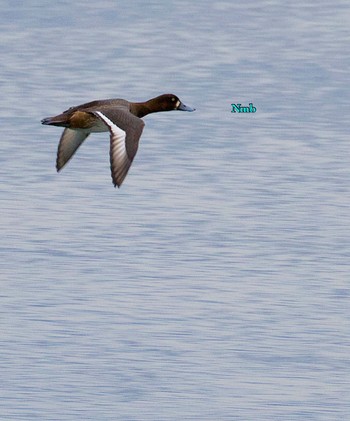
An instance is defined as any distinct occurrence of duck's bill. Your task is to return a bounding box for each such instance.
[177,102,195,112]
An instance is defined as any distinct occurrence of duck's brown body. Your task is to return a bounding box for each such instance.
[42,94,195,187]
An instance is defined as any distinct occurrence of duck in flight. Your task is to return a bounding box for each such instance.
[41,94,195,188]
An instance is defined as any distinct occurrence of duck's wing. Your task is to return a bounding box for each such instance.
[56,128,90,171]
[91,110,145,188]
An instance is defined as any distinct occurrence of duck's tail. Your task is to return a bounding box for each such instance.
[41,114,69,127]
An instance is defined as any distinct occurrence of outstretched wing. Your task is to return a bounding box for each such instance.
[56,128,90,171]
[92,110,144,187]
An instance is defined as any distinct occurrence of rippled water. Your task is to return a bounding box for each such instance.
[1,1,350,420]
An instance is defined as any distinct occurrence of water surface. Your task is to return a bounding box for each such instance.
[1,1,349,420]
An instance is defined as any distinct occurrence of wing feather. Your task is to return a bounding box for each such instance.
[93,111,131,187]
[56,128,90,171]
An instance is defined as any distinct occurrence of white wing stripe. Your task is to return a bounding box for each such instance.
[93,111,133,187]
[94,111,127,155]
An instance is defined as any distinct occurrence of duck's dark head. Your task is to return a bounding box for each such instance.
[134,94,195,117]
[158,94,196,112]
[154,94,195,111]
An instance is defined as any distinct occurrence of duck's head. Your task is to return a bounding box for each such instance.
[153,94,196,112]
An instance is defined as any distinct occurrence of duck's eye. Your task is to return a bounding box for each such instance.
[171,97,176,102]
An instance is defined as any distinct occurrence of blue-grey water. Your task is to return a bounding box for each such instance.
[1,1,350,420]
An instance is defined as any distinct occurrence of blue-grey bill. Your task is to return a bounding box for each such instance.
[178,102,195,112]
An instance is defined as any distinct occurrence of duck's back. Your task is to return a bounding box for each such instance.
[63,98,130,114]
